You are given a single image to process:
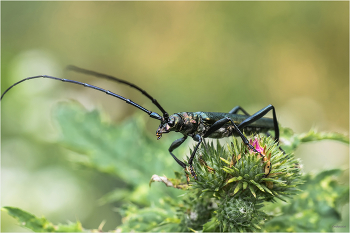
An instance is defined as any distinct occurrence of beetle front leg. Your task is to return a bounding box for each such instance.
[169,136,195,183]
[168,136,188,169]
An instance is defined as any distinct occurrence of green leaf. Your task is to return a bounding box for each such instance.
[252,223,261,229]
[264,169,349,232]
[243,182,248,190]
[116,203,180,232]
[299,129,349,144]
[226,176,242,185]
[280,127,349,153]
[233,182,242,195]
[231,165,240,173]
[202,216,219,232]
[54,103,184,205]
[2,207,82,232]
[249,185,256,198]
[250,180,265,192]
[97,188,130,205]
[220,157,231,165]
[222,167,236,174]
[260,183,273,195]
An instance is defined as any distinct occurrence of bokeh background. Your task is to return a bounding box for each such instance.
[1,1,348,232]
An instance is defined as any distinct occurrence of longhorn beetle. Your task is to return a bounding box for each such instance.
[1,66,281,179]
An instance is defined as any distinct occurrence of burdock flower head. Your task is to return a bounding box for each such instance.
[185,134,303,231]
[151,134,303,231]
[192,135,302,201]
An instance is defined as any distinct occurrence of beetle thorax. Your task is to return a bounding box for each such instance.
[176,112,200,136]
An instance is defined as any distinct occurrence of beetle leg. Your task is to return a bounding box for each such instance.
[187,134,203,180]
[203,117,229,138]
[237,105,286,156]
[237,104,279,143]
[229,106,250,115]
[231,105,285,154]
[204,117,263,156]
[168,136,188,169]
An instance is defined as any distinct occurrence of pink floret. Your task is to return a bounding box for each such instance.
[249,138,264,154]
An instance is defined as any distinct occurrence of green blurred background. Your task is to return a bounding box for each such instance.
[1,1,348,232]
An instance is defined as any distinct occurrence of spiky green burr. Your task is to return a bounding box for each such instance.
[186,134,302,231]
[216,196,268,232]
[191,135,302,201]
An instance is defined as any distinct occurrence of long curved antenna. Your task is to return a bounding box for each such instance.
[67,65,169,120]
[0,75,163,121]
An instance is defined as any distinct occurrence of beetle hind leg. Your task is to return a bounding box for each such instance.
[204,117,264,157]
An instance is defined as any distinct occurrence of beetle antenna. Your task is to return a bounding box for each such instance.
[67,65,169,121]
[0,75,163,121]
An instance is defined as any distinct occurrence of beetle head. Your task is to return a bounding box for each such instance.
[156,114,182,140]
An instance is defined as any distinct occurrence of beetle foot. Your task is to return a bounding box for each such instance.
[189,165,198,180]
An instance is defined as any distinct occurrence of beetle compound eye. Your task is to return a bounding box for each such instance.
[168,120,175,127]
